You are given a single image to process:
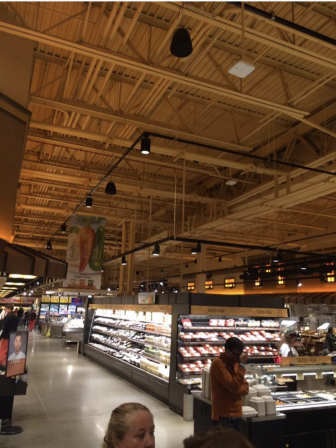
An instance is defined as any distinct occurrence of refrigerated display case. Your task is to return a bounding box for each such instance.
[176,306,286,390]
[85,304,172,402]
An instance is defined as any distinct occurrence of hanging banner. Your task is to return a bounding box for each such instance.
[64,215,106,289]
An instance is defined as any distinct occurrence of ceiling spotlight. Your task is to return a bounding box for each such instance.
[194,258,197,264]
[300,262,308,271]
[272,251,282,263]
[297,280,303,287]
[105,181,117,195]
[170,27,193,58]
[141,134,151,155]
[191,242,201,255]
[122,255,127,266]
[152,243,160,256]
[225,179,237,186]
[61,223,66,233]
[86,194,92,208]
[47,241,52,250]
[218,256,222,263]
[185,264,189,269]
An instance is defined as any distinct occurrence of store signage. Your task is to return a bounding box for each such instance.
[191,306,288,318]
[63,214,106,290]
[41,296,50,303]
[1,297,21,303]
[138,292,155,305]
[89,304,172,313]
[50,297,60,303]
[281,356,331,366]
[60,297,69,304]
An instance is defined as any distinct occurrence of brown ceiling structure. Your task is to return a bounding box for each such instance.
[1,1,336,286]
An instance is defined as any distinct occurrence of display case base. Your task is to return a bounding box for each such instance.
[84,344,169,404]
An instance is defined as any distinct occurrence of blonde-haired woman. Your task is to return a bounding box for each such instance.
[102,403,155,448]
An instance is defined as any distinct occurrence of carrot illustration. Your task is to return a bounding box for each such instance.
[79,227,95,272]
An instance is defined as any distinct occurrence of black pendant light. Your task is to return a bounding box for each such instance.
[152,243,160,256]
[47,241,52,250]
[141,135,151,155]
[86,194,93,208]
[122,255,127,266]
[170,28,193,58]
[105,181,117,195]
[61,223,66,233]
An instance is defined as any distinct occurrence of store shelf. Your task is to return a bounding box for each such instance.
[90,334,170,365]
[179,326,280,332]
[178,339,278,346]
[86,344,169,386]
[91,330,171,352]
[178,353,276,361]
[95,314,170,328]
[94,319,171,337]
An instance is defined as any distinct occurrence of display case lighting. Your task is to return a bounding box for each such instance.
[9,274,37,279]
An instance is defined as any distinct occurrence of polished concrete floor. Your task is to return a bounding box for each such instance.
[1,332,193,448]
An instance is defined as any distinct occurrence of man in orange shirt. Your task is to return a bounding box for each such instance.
[210,337,249,431]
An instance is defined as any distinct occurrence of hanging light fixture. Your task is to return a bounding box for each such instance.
[122,255,127,266]
[47,241,52,250]
[152,243,160,256]
[141,134,151,155]
[218,256,222,263]
[191,242,201,255]
[61,223,66,233]
[272,251,282,263]
[86,194,93,208]
[105,181,117,195]
[170,28,193,58]
[185,264,189,269]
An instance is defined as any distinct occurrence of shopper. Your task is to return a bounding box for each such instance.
[17,307,24,327]
[24,310,30,328]
[102,402,155,448]
[0,304,19,365]
[29,309,37,332]
[323,327,336,353]
[210,337,249,431]
[279,331,299,357]
[183,427,253,448]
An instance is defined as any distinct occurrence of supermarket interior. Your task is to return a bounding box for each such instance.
[2,1,336,447]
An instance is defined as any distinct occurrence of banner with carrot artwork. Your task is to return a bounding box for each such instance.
[63,215,106,289]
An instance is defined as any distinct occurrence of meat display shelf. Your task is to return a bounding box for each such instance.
[180,326,280,332]
[94,314,170,328]
[178,339,278,346]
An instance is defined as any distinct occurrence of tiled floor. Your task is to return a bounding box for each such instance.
[1,332,193,447]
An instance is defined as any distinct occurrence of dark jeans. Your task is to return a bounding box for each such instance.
[214,417,241,432]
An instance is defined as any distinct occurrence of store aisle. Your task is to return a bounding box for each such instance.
[3,332,193,448]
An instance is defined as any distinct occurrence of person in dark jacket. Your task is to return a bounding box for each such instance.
[323,327,336,353]
[0,304,18,365]
[17,307,24,327]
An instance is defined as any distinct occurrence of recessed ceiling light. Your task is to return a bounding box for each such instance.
[9,274,37,279]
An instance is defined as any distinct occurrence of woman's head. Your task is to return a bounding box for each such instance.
[102,403,155,448]
[283,331,297,345]
[183,427,253,448]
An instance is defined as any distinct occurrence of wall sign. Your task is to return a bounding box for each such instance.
[281,356,331,366]
[191,305,288,318]
[89,304,172,313]
[138,292,155,305]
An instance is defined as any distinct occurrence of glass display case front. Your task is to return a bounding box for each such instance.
[88,307,172,382]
